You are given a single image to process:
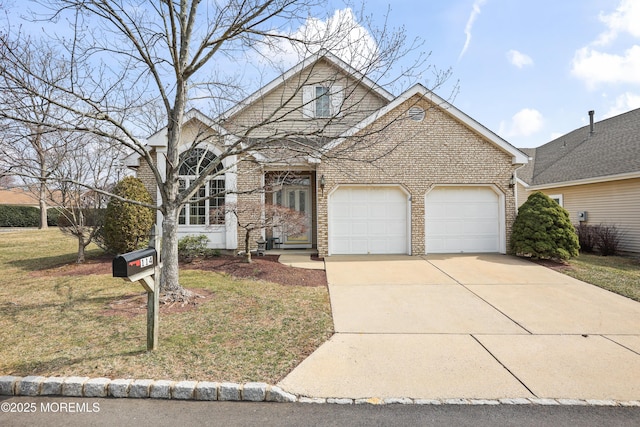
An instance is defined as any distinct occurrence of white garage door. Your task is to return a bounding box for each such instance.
[425,187,501,253]
[329,186,408,255]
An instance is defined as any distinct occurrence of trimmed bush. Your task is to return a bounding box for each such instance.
[0,205,63,227]
[178,234,210,263]
[0,205,40,227]
[46,208,61,226]
[511,192,579,260]
[102,177,154,254]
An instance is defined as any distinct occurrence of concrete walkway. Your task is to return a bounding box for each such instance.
[278,254,640,401]
[276,252,325,270]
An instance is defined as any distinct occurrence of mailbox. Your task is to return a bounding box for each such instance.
[112,248,157,279]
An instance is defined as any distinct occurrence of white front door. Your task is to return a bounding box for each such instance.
[275,186,312,247]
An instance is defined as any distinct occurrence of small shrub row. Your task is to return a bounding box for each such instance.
[0,205,60,227]
[576,223,624,256]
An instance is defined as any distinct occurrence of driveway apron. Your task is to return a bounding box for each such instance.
[278,254,640,400]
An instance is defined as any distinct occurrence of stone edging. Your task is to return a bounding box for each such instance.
[2,376,639,407]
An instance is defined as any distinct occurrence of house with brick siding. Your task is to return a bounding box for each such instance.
[128,52,528,257]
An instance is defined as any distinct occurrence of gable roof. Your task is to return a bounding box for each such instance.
[125,108,232,168]
[221,50,395,121]
[520,108,640,187]
[324,83,529,165]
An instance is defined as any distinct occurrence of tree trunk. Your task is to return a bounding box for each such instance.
[244,230,252,263]
[77,235,86,264]
[159,206,192,302]
[38,184,48,230]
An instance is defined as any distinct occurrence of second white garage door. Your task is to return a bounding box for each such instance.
[329,186,408,255]
[425,186,502,253]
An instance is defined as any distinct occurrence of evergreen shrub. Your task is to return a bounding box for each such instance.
[511,192,579,260]
[102,177,154,254]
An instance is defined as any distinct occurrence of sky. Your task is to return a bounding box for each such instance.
[6,1,640,149]
[308,0,640,148]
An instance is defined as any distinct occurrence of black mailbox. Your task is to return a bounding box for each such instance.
[112,248,157,279]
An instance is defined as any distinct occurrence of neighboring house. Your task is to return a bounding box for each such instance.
[0,187,63,208]
[516,108,640,253]
[128,52,528,257]
[0,188,40,207]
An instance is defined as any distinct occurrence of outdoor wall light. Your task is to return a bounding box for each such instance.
[320,174,326,188]
[509,175,515,188]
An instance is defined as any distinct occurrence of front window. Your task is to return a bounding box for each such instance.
[178,148,225,226]
[548,194,564,207]
[315,86,331,118]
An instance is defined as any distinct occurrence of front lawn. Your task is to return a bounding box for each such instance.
[0,229,333,383]
[561,253,640,302]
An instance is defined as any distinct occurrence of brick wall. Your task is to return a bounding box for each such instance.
[235,157,264,252]
[316,96,519,257]
[136,152,158,206]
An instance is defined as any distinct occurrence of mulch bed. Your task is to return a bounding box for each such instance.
[184,255,327,287]
[34,253,327,317]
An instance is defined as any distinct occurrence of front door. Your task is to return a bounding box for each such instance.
[275,184,312,248]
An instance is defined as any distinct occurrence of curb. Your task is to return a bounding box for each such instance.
[1,376,639,407]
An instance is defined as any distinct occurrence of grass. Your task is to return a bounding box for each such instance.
[0,229,333,383]
[562,253,640,302]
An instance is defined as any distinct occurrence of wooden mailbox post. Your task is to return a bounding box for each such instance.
[112,226,161,351]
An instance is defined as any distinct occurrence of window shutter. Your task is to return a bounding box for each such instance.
[302,85,314,118]
[330,84,343,117]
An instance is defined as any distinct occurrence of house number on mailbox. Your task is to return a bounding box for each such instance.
[129,256,154,269]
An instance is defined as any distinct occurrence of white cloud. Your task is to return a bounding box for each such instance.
[506,50,533,68]
[603,92,640,118]
[596,0,640,45]
[257,9,378,70]
[499,108,544,138]
[459,0,487,60]
[572,45,640,88]
[572,1,640,88]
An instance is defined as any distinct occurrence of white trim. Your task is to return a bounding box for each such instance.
[302,85,314,118]
[528,171,640,190]
[424,184,506,254]
[323,84,529,166]
[548,194,564,207]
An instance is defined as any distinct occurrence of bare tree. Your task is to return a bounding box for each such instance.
[218,201,307,263]
[54,137,122,263]
[0,39,82,229]
[0,1,449,302]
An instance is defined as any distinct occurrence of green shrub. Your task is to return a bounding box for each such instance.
[511,192,579,260]
[178,234,210,263]
[102,177,154,254]
[0,205,40,227]
[46,208,61,226]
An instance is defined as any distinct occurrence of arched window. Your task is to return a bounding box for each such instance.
[178,148,225,226]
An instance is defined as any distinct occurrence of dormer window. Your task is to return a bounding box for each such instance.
[302,84,343,118]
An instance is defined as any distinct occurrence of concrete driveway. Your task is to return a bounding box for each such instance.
[279,254,640,401]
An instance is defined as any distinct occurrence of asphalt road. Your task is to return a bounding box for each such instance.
[1,397,639,427]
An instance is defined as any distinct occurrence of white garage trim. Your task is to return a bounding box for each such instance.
[424,184,507,253]
[328,185,411,255]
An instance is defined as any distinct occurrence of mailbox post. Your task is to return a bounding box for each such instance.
[112,226,161,351]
